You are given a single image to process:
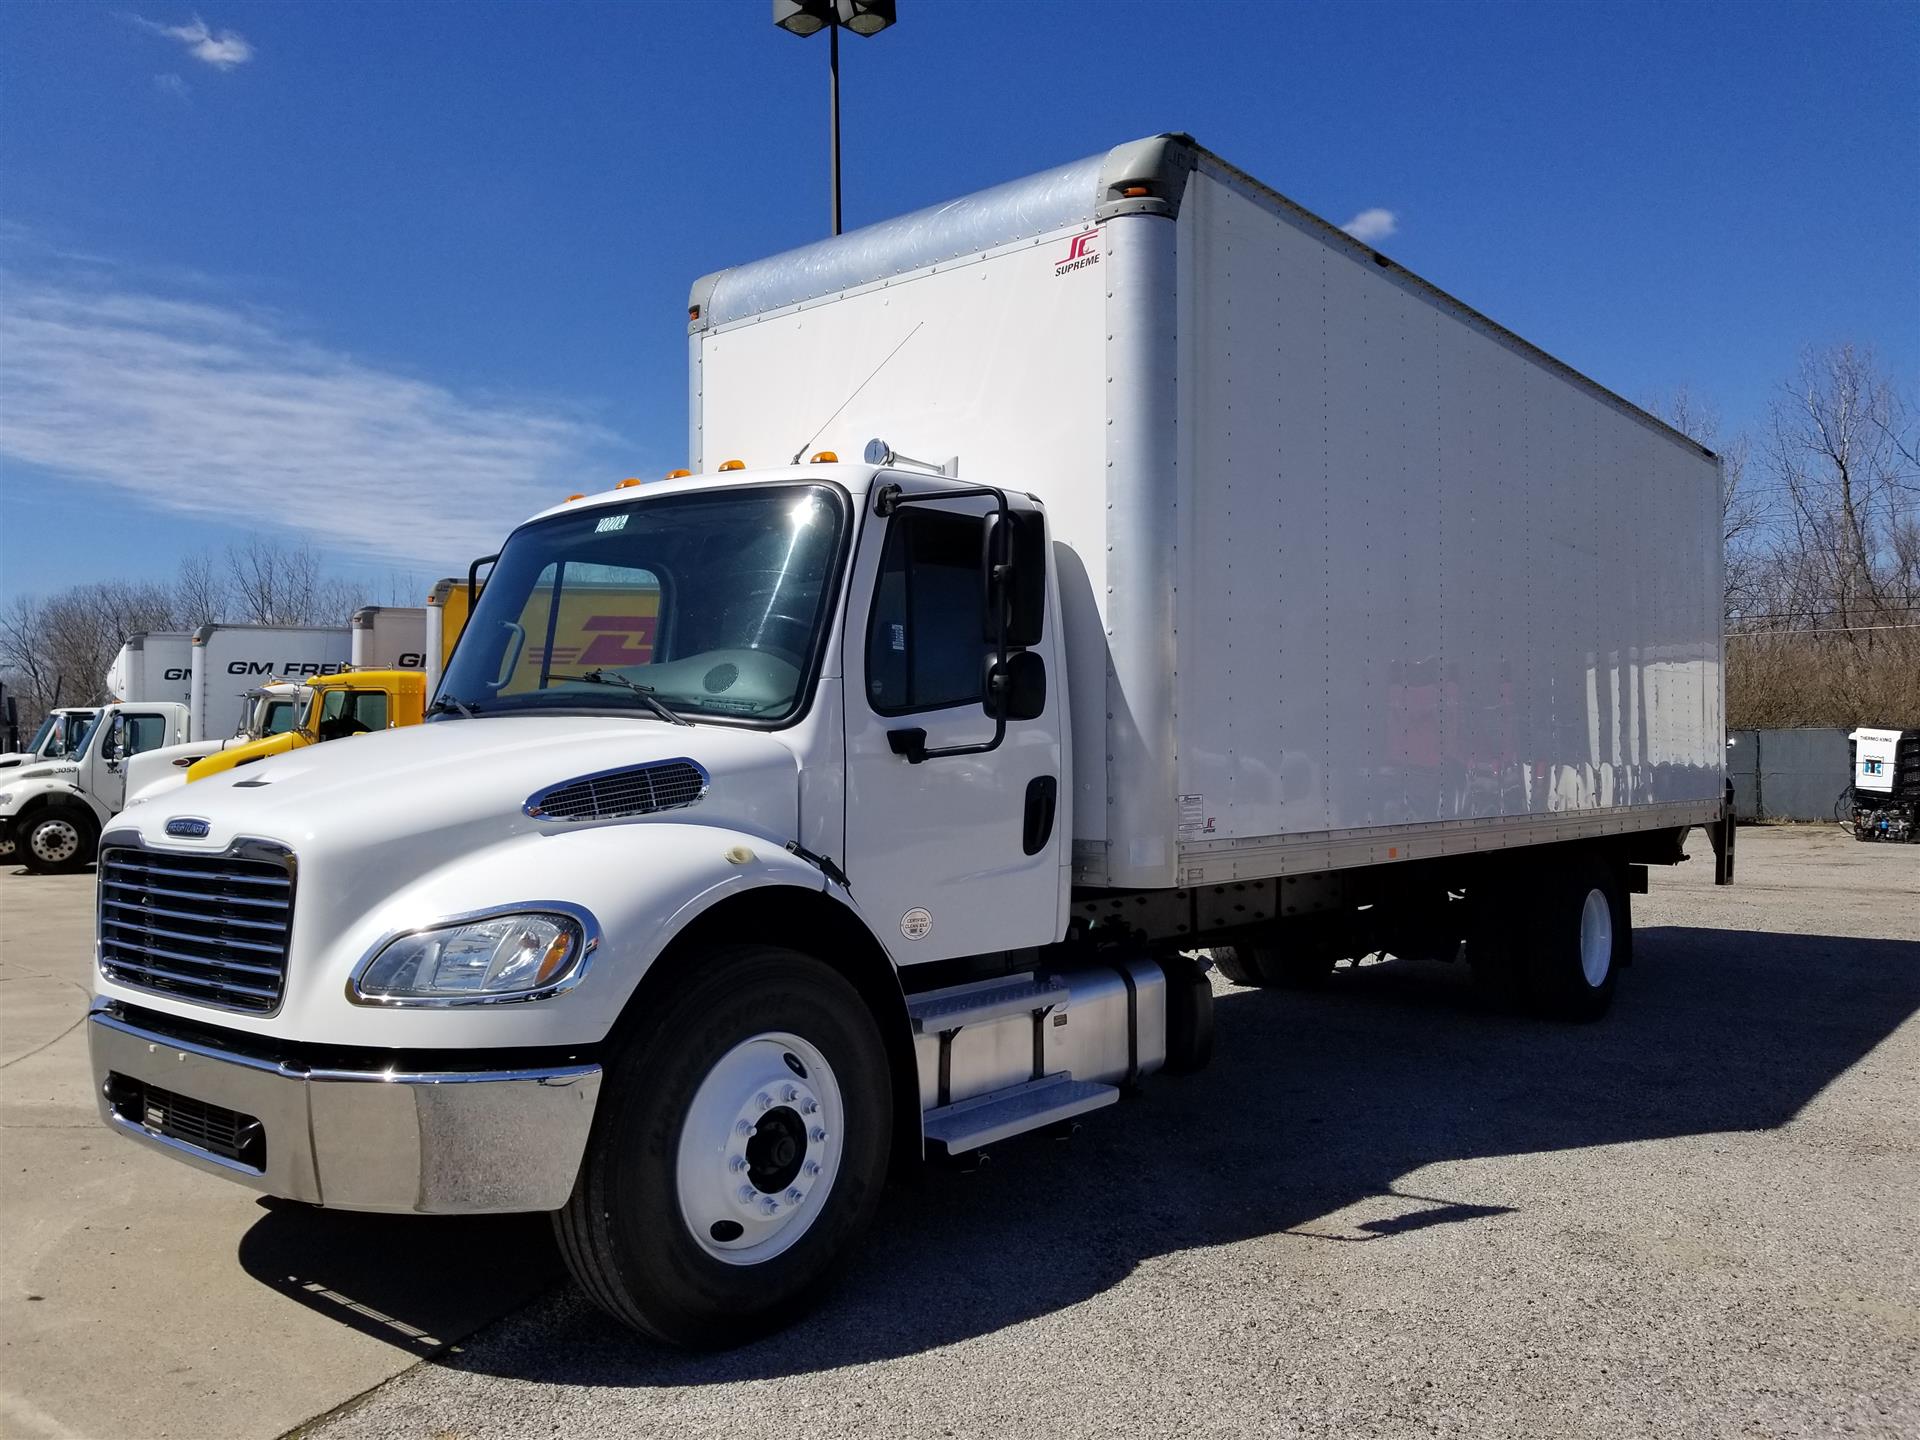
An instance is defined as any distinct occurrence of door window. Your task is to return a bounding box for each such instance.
[110,713,168,756]
[317,689,389,739]
[865,508,988,715]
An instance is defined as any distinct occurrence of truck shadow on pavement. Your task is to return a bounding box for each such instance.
[234,922,1920,1380]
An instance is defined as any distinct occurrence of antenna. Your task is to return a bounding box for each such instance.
[790,322,923,465]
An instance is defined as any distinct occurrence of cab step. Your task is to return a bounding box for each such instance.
[906,975,1069,1033]
[922,1073,1118,1155]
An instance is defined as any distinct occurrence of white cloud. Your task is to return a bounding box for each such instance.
[132,15,254,69]
[0,274,629,568]
[153,72,190,98]
[1341,208,1398,245]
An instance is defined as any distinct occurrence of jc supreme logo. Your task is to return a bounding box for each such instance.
[1055,230,1100,276]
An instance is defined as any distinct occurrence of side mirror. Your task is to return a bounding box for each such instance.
[984,649,1046,723]
[981,512,1047,648]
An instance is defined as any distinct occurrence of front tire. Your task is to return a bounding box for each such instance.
[555,944,893,1348]
[17,805,96,874]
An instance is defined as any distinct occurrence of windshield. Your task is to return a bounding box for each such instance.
[33,711,97,759]
[438,484,846,724]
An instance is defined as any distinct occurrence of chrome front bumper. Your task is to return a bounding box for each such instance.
[88,1006,602,1214]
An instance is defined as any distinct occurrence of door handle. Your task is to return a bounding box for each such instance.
[1023,775,1057,855]
[887,728,929,764]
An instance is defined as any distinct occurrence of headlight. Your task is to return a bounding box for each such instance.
[351,911,591,1005]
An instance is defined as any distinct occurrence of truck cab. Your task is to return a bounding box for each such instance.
[184,669,429,783]
[122,681,304,806]
[2,702,188,870]
[0,707,100,773]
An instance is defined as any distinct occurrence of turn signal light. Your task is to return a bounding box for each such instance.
[617,477,642,489]
[810,450,838,464]
[1122,185,1150,198]
[666,468,692,479]
[719,459,746,472]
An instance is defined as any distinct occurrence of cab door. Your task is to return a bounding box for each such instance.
[839,477,1065,966]
[93,710,174,813]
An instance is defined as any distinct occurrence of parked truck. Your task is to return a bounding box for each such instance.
[2,701,187,868]
[350,606,429,671]
[183,668,430,783]
[86,135,1731,1347]
[105,632,194,707]
[0,706,100,774]
[1847,727,1919,842]
[190,624,351,741]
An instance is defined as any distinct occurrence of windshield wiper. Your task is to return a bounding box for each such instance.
[549,671,693,726]
[426,694,480,719]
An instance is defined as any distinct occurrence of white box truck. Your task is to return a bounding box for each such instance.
[87,135,1731,1347]
[105,632,193,706]
[189,623,350,740]
[350,606,429,670]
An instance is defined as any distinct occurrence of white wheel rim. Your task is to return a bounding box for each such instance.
[675,1030,843,1266]
[30,820,80,863]
[1578,887,1613,988]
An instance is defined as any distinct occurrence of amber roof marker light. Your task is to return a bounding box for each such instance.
[772,1,897,237]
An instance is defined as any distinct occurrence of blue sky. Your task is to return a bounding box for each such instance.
[2,0,1915,603]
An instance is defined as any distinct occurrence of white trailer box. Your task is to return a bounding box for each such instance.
[349,606,429,670]
[190,623,349,739]
[691,133,1725,889]
[106,631,193,706]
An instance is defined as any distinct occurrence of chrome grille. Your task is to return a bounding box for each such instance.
[98,847,293,1014]
[527,761,707,822]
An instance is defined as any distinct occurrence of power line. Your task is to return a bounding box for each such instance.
[1728,623,1920,639]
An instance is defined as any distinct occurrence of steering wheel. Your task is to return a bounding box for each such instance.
[746,611,815,667]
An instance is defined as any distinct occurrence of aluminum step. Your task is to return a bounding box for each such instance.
[906,975,1070,1034]
[922,1073,1118,1154]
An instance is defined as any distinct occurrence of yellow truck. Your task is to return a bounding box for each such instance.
[187,669,429,782]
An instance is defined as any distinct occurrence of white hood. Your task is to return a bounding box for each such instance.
[120,714,803,866]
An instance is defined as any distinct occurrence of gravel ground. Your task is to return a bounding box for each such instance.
[280,827,1915,1439]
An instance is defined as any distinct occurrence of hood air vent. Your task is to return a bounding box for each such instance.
[525,760,709,823]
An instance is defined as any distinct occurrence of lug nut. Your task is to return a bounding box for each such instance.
[810,1126,828,1144]
[804,1159,821,1177]
[786,1187,804,1204]
[761,1197,780,1215]
[756,1092,773,1111]
[802,1098,819,1114]
[735,1119,751,1136]
[730,1155,747,1173]
[737,1185,756,1204]
[783,1084,800,1103]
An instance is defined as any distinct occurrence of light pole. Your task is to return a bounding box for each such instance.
[772,0,897,236]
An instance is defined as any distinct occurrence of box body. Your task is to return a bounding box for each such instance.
[692,137,1725,888]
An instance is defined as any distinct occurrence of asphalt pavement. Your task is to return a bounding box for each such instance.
[2,827,1915,1440]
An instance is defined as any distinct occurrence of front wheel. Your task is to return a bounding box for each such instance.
[17,805,97,874]
[555,944,893,1347]
[1522,856,1629,1021]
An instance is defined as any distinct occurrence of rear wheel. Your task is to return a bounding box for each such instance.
[17,805,96,874]
[555,944,892,1347]
[1521,855,1628,1021]
[1208,925,1338,991]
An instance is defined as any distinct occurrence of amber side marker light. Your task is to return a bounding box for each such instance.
[810,450,838,464]
[718,459,747,472]
[1122,185,1150,198]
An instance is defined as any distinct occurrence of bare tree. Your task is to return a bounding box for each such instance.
[223,536,359,626]
[173,550,230,631]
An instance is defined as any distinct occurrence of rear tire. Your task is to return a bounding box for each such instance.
[555,944,892,1348]
[1159,953,1215,1073]
[1522,855,1628,1021]
[17,805,96,874]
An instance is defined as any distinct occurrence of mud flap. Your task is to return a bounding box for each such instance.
[1708,778,1737,885]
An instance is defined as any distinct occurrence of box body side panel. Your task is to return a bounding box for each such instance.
[1171,167,1723,868]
